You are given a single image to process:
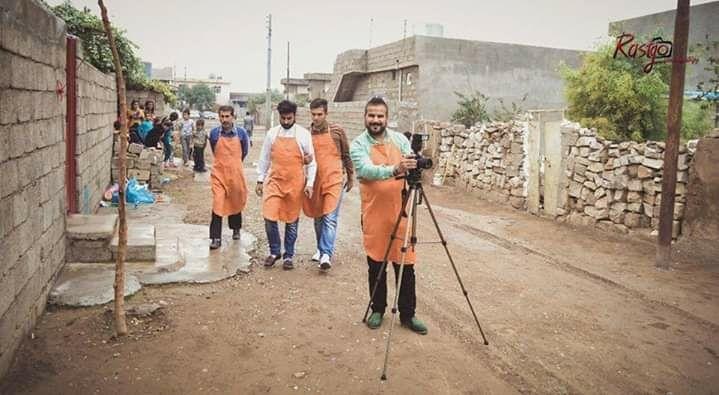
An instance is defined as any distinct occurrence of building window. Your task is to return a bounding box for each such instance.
[213,85,222,94]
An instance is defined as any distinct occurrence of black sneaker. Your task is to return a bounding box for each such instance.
[232,229,241,240]
[282,258,294,270]
[209,238,221,250]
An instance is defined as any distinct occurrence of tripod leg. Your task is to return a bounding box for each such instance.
[380,188,417,381]
[419,187,489,346]
[362,184,412,323]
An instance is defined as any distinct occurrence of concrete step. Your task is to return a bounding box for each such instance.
[65,214,118,263]
[110,223,156,262]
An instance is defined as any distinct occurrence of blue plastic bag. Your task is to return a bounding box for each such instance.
[111,177,155,204]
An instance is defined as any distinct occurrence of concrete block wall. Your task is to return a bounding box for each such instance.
[366,37,416,72]
[294,102,367,141]
[75,57,116,214]
[0,0,68,378]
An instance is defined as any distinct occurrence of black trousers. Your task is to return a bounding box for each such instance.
[193,145,205,171]
[367,256,416,323]
[210,211,242,239]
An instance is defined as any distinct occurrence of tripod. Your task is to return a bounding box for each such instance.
[361,176,489,381]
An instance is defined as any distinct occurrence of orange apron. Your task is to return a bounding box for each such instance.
[262,135,305,222]
[303,131,343,218]
[211,133,248,216]
[360,143,416,264]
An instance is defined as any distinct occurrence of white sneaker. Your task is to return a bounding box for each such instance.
[319,254,331,271]
[311,250,321,262]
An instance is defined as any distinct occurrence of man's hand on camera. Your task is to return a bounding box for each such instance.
[394,156,417,175]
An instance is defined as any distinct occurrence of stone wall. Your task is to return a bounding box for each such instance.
[426,121,528,209]
[75,55,116,214]
[558,124,694,236]
[0,0,68,378]
[425,119,705,239]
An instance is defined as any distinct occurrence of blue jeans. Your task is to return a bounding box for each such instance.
[314,190,343,257]
[264,219,299,259]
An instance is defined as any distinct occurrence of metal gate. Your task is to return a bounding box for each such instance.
[527,110,565,217]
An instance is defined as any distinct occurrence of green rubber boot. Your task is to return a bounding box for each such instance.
[402,316,428,335]
[367,312,383,329]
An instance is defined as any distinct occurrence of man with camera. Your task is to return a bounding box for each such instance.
[349,96,428,335]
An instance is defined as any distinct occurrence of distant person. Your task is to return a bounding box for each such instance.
[163,111,179,168]
[256,100,316,270]
[128,100,144,128]
[180,109,195,166]
[144,100,157,122]
[192,118,208,172]
[243,112,254,146]
[208,106,250,249]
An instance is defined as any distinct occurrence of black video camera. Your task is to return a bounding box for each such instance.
[402,132,433,185]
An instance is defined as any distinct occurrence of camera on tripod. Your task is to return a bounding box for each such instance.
[402,132,433,184]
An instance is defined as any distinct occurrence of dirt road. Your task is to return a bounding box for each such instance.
[2,127,718,394]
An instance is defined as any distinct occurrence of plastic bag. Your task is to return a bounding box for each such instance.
[111,177,155,204]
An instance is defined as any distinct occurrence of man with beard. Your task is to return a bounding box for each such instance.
[302,98,354,271]
[256,100,316,270]
[350,96,427,335]
[208,105,250,249]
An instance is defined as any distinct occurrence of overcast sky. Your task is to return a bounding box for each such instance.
[47,0,715,93]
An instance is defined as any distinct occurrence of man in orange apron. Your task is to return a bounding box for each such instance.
[208,106,250,249]
[256,100,316,270]
[302,99,354,271]
[350,97,427,335]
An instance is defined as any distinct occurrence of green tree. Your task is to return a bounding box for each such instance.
[247,90,284,113]
[561,41,712,141]
[49,1,175,105]
[177,84,216,110]
[450,91,490,128]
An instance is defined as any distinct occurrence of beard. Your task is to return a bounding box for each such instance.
[366,122,386,137]
[221,121,233,129]
[312,120,328,132]
[281,121,295,130]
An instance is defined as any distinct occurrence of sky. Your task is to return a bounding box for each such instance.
[47,0,716,93]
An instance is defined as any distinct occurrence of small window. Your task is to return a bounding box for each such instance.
[391,70,396,80]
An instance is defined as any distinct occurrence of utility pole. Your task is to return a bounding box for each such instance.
[369,18,374,48]
[286,41,290,100]
[266,14,272,128]
[656,0,690,269]
[403,19,407,39]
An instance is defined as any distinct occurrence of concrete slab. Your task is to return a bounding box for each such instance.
[49,263,142,307]
[137,225,256,285]
[110,223,156,262]
[66,214,117,240]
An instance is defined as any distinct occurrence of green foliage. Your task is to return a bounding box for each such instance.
[247,90,284,113]
[177,84,216,110]
[692,36,719,102]
[492,94,528,122]
[681,100,713,140]
[561,43,671,141]
[451,91,490,128]
[50,1,175,106]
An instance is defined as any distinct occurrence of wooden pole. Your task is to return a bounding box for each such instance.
[99,0,128,335]
[656,0,690,269]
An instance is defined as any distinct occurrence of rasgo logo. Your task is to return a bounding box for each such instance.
[613,33,698,73]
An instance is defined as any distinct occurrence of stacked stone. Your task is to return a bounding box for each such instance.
[434,121,527,208]
[111,142,163,188]
[562,126,694,237]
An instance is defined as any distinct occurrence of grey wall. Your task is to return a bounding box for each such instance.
[0,0,68,379]
[414,36,584,122]
[0,0,118,379]
[608,1,719,91]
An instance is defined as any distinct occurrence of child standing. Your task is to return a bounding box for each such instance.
[180,109,195,167]
[192,119,208,172]
[163,111,179,168]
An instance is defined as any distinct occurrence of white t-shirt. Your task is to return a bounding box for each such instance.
[257,124,316,188]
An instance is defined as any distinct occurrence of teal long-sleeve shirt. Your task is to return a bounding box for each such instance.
[350,129,411,181]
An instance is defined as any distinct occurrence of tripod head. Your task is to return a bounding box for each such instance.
[400,132,433,187]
